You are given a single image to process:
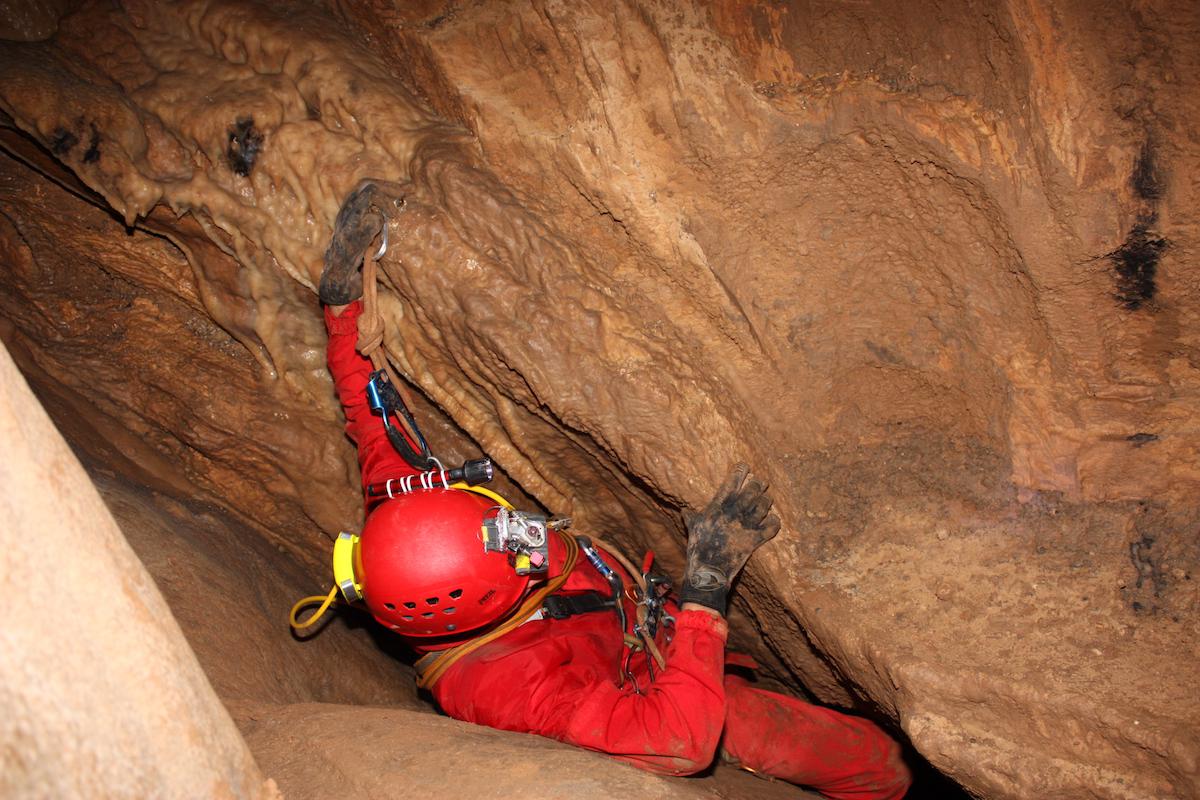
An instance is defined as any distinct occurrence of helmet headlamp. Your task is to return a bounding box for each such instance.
[482,507,551,575]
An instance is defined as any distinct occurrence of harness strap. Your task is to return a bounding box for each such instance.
[414,534,672,690]
[542,590,614,620]
[413,650,438,678]
[413,588,615,687]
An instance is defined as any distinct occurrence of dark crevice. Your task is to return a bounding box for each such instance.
[227,117,264,177]
[1108,213,1168,311]
[1131,139,1164,201]
[1109,138,1169,311]
[0,124,125,229]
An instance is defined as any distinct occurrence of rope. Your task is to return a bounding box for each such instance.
[416,532,668,690]
[592,536,667,672]
[357,252,385,359]
[355,231,425,450]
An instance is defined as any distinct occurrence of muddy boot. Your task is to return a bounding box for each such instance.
[680,463,781,615]
[319,179,406,305]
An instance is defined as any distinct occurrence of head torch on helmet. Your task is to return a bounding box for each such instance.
[482,506,551,575]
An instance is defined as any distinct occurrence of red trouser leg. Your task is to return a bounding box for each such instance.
[722,675,912,800]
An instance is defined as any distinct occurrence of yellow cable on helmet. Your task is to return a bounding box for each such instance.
[289,586,339,631]
[451,482,514,509]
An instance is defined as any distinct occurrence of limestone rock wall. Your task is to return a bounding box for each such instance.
[0,341,274,800]
[0,1,1197,798]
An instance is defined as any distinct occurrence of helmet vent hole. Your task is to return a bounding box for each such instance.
[383,602,396,611]
[421,611,434,619]
[444,607,456,615]
[446,623,457,632]
[403,601,416,609]
[449,588,463,599]
[402,615,414,622]
[425,597,439,606]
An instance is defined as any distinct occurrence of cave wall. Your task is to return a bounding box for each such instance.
[0,1,1197,798]
[0,343,274,799]
[0,331,807,799]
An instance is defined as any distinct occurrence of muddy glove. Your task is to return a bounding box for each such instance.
[680,463,781,616]
[319,179,406,305]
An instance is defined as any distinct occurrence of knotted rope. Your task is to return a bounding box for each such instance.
[357,248,386,360]
[356,225,425,451]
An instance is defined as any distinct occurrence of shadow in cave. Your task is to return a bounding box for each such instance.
[895,732,972,800]
[350,607,423,666]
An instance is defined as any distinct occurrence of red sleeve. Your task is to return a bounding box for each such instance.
[433,610,728,776]
[324,302,421,503]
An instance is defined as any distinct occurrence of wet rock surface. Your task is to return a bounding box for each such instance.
[1,1,1198,797]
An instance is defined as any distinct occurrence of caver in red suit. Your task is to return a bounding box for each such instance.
[324,300,911,800]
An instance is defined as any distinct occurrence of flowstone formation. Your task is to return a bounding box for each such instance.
[1,1,1197,798]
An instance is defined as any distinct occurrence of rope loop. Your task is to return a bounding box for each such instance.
[357,247,385,358]
[354,226,424,445]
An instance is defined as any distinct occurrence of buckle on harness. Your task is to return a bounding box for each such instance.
[542,591,614,620]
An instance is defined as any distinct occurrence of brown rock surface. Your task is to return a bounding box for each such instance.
[234,701,818,800]
[0,342,274,799]
[94,469,420,709]
[1,1,1198,797]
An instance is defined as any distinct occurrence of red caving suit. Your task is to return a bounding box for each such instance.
[326,302,911,800]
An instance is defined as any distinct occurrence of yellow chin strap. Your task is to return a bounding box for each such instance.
[288,483,515,633]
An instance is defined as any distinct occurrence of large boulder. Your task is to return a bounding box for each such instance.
[0,340,273,799]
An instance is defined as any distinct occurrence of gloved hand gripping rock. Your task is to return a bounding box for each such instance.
[680,463,781,615]
[319,179,407,305]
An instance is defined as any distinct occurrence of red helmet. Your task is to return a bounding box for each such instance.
[357,488,529,641]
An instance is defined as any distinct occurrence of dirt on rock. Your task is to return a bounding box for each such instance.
[0,1,1198,798]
